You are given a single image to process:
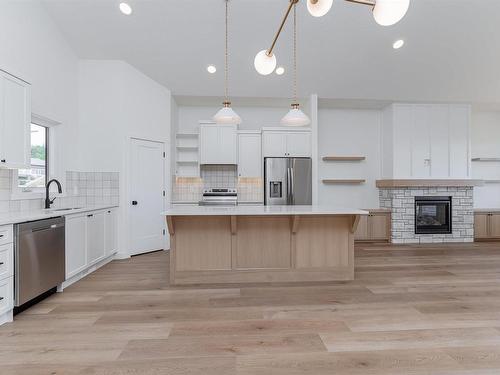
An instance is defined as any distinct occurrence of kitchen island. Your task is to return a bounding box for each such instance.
[163,206,368,285]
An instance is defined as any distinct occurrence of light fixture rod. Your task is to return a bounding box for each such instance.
[266,0,299,57]
[344,0,375,7]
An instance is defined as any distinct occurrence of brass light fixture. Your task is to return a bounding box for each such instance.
[281,2,310,127]
[254,0,410,75]
[213,0,241,125]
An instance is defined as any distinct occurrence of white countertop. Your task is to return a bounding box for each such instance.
[162,205,368,217]
[0,205,119,226]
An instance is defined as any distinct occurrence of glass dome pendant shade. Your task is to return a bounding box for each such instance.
[213,101,241,125]
[372,0,410,26]
[281,103,310,126]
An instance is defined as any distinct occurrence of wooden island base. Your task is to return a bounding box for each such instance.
[166,214,361,285]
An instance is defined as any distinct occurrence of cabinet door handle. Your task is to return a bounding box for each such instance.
[87,214,94,218]
[0,159,5,163]
[132,201,138,205]
[0,262,4,266]
[107,210,111,213]
[0,234,4,238]
[0,296,3,301]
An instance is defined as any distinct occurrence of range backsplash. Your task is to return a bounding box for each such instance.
[173,165,263,203]
[0,170,119,214]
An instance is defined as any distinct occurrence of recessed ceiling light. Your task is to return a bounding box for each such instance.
[393,39,405,49]
[207,65,217,74]
[275,66,285,75]
[119,2,132,15]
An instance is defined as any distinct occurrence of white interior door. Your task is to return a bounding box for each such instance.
[129,138,166,255]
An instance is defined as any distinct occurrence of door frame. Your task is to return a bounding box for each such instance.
[125,136,169,257]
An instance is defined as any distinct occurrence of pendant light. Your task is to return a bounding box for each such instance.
[213,0,241,125]
[281,3,310,127]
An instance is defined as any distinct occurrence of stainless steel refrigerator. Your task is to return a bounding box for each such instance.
[264,157,312,205]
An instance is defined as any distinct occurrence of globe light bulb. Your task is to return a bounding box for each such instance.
[254,50,277,76]
[373,0,410,26]
[307,0,333,17]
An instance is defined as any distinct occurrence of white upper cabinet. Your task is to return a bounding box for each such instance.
[383,104,471,179]
[262,128,311,158]
[199,123,237,164]
[238,131,262,178]
[285,132,311,157]
[0,71,31,169]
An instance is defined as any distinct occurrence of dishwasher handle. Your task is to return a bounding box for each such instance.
[31,224,63,233]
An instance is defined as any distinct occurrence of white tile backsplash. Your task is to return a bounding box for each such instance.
[0,170,120,213]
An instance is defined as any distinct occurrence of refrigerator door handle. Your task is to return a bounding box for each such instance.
[290,167,294,204]
[286,167,291,205]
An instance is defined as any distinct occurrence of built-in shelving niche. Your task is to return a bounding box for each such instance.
[176,133,199,177]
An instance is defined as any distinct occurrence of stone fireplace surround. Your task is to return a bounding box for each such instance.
[379,185,474,244]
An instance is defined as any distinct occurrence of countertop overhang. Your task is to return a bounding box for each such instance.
[0,205,119,226]
[162,205,368,217]
[376,179,484,188]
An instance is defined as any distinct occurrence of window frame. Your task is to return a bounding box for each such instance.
[10,114,61,200]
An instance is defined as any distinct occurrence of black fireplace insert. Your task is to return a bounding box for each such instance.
[414,196,452,234]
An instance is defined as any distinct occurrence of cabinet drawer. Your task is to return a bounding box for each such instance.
[0,277,14,314]
[0,243,13,280]
[0,225,13,245]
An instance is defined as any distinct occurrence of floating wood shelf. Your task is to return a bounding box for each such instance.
[176,160,199,164]
[472,158,500,162]
[322,179,366,184]
[484,180,500,184]
[323,156,366,161]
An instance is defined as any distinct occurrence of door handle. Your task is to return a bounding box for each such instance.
[132,201,138,205]
[0,159,5,163]
[290,167,294,204]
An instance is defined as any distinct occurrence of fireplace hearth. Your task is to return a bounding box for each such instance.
[415,196,452,234]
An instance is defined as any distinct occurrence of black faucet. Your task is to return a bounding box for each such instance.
[45,179,63,209]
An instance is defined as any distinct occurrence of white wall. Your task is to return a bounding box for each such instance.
[0,1,79,176]
[471,111,500,208]
[78,60,172,256]
[318,109,382,208]
[0,2,173,256]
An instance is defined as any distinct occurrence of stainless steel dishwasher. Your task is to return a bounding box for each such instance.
[14,216,65,307]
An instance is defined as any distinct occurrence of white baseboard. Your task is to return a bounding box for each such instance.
[114,252,131,260]
[61,253,117,290]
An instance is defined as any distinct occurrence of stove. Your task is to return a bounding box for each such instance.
[199,188,238,206]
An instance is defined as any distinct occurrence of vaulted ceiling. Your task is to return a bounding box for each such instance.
[42,0,500,104]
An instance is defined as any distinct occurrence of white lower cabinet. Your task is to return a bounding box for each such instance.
[65,208,118,281]
[65,214,87,279]
[0,277,14,316]
[0,224,13,321]
[105,209,118,256]
[86,211,106,265]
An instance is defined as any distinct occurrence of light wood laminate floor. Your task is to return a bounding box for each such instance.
[2,242,500,374]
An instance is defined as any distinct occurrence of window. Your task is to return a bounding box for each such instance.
[18,123,48,191]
